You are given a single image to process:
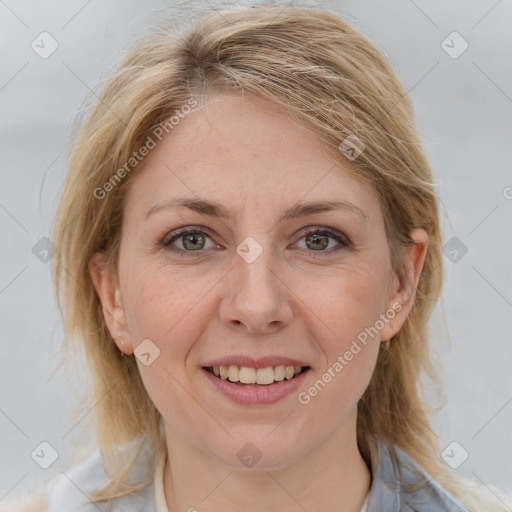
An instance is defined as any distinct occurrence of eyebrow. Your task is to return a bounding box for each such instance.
[145,198,368,223]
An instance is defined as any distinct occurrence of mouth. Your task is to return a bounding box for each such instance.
[202,365,312,386]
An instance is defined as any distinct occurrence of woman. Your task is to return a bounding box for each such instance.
[8,2,510,511]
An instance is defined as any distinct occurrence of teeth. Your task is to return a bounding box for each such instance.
[227,365,239,382]
[274,365,285,381]
[214,365,305,385]
[239,367,256,384]
[256,367,274,385]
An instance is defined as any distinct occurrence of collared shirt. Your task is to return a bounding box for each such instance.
[46,437,468,511]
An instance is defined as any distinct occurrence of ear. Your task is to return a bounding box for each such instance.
[380,228,429,341]
[89,252,134,355]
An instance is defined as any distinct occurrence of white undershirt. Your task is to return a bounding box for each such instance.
[154,448,370,512]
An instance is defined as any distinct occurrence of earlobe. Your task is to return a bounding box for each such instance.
[89,252,133,354]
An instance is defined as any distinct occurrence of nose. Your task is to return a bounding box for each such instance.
[218,244,294,335]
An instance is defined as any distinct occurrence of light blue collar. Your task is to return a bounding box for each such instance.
[367,437,468,511]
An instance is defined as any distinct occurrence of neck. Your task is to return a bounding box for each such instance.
[162,411,371,512]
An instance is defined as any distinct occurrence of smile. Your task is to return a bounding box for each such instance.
[201,365,312,405]
[204,365,310,386]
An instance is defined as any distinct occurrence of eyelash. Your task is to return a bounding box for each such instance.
[160,226,351,258]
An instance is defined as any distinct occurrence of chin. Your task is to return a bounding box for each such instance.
[208,434,305,471]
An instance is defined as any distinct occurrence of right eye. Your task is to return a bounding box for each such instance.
[162,228,218,256]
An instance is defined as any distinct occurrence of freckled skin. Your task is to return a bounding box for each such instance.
[92,94,428,512]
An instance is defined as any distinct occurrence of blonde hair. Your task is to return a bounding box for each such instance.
[51,2,508,509]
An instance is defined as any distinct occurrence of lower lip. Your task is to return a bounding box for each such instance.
[201,368,311,405]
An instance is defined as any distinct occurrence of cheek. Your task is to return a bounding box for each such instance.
[301,263,389,406]
[121,261,216,359]
[120,263,209,421]
[314,263,389,345]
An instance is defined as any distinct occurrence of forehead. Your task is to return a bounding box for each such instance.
[124,94,381,223]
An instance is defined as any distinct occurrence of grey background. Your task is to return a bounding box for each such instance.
[1,0,511,505]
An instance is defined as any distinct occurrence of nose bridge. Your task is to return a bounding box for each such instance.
[220,231,292,332]
[234,231,280,299]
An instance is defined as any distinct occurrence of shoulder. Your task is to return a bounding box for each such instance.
[1,448,156,512]
[451,477,512,512]
[393,442,469,511]
[371,438,512,512]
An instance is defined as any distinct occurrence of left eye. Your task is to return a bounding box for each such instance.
[161,227,349,256]
[295,228,349,253]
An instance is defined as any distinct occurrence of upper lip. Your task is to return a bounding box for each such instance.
[203,355,311,369]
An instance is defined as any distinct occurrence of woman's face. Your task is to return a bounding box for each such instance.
[97,94,418,470]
